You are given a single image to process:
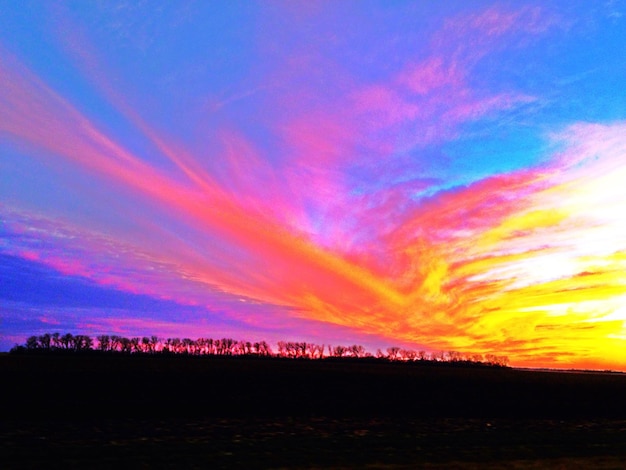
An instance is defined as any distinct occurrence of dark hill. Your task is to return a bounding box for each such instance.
[3,354,626,419]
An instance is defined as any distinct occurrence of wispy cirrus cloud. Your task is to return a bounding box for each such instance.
[2,3,626,370]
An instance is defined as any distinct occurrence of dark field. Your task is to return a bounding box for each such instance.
[3,354,626,468]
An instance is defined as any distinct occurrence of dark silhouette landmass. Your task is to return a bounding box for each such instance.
[2,351,625,420]
[3,333,626,468]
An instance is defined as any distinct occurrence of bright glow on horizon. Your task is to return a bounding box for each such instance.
[2,1,626,370]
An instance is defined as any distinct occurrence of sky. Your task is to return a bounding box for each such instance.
[2,1,626,370]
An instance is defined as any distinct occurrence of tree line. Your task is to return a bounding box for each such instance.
[10,332,510,367]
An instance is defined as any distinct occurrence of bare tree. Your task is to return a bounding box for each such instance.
[386,347,400,360]
[25,335,39,350]
[140,336,159,353]
[110,336,122,352]
[284,342,296,358]
[38,333,51,350]
[82,335,93,350]
[470,354,484,363]
[61,333,74,350]
[485,354,498,365]
[234,340,254,356]
[234,340,245,355]
[97,335,111,351]
[181,338,194,354]
[310,344,325,359]
[485,354,509,367]
[130,337,141,353]
[431,351,445,362]
[165,338,181,353]
[445,351,463,362]
[294,342,311,358]
[119,337,132,353]
[400,349,417,361]
[254,341,271,356]
[349,345,366,358]
[218,338,235,355]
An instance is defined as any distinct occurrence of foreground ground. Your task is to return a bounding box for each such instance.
[3,416,626,469]
[2,354,626,468]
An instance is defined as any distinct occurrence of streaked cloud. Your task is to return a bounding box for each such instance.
[1,2,625,369]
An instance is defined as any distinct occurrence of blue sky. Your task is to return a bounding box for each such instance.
[2,1,626,369]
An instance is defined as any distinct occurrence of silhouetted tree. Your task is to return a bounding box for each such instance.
[25,335,39,350]
[97,335,111,352]
[290,342,307,358]
[60,333,74,350]
[310,343,325,359]
[165,338,180,353]
[349,345,366,358]
[180,338,193,354]
[119,337,132,353]
[110,335,122,352]
[141,336,158,353]
[78,335,93,350]
[38,333,51,350]
[12,331,511,369]
[400,349,417,361]
[485,354,509,367]
[470,354,484,363]
[284,342,296,357]
[431,351,445,362]
[445,351,463,362]
[128,337,140,353]
[386,347,400,360]
[253,341,272,356]
[234,340,247,355]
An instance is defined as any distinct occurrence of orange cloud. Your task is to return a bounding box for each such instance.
[3,35,626,371]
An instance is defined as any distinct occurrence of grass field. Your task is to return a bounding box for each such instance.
[3,354,626,468]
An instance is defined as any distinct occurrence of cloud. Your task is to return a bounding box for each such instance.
[2,4,625,370]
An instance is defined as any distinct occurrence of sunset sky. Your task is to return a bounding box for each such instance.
[2,1,626,370]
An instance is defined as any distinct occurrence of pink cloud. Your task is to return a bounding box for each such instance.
[443,93,536,123]
[39,315,62,326]
[7,4,622,370]
[352,85,420,127]
[459,7,523,37]
[397,57,463,95]
[437,5,556,52]
[342,7,550,153]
